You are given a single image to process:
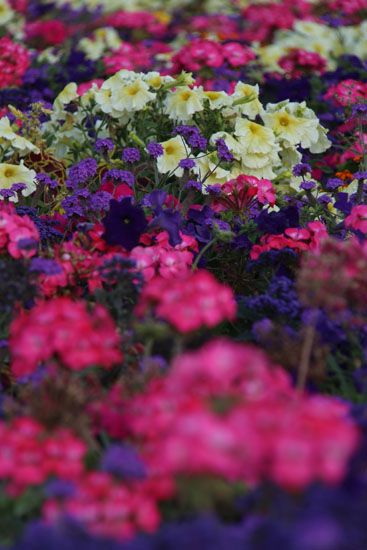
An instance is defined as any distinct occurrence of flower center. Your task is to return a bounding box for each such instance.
[4,168,15,178]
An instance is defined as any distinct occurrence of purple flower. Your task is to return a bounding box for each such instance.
[67,158,98,189]
[101,444,146,479]
[147,141,164,158]
[354,171,367,180]
[102,169,135,187]
[300,180,316,191]
[102,198,148,250]
[122,147,141,163]
[326,178,343,190]
[292,163,311,177]
[36,173,58,189]
[216,138,234,162]
[179,158,196,170]
[185,179,202,191]
[88,191,112,212]
[173,125,207,150]
[30,258,62,275]
[95,138,114,154]
[207,184,222,195]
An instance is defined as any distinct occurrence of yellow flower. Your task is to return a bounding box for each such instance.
[164,86,204,121]
[262,109,312,146]
[113,79,156,113]
[0,162,37,201]
[235,119,276,154]
[156,136,189,176]
[203,91,232,110]
[0,117,39,155]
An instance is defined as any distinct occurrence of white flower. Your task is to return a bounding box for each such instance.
[203,91,232,110]
[0,162,37,201]
[235,119,277,154]
[194,153,231,191]
[164,86,204,121]
[113,78,156,113]
[156,136,189,176]
[0,0,13,25]
[232,82,264,119]
[0,117,39,155]
[53,83,79,112]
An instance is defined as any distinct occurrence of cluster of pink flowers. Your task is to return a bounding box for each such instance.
[43,472,165,540]
[241,1,313,43]
[328,0,367,15]
[278,49,327,78]
[103,43,152,74]
[214,174,276,213]
[136,270,237,333]
[104,11,167,37]
[123,339,359,490]
[10,297,122,377]
[345,205,367,233]
[250,221,328,260]
[0,203,39,259]
[324,79,367,107]
[172,39,255,73]
[130,231,197,281]
[0,417,86,496]
[25,20,69,46]
[0,36,30,89]
[298,236,367,314]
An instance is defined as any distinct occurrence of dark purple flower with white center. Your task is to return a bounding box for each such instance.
[95,138,114,154]
[102,169,135,187]
[30,258,62,275]
[101,444,146,479]
[102,198,148,250]
[300,180,316,191]
[122,147,141,163]
[147,141,163,158]
[216,138,234,162]
[179,158,196,170]
[292,163,311,177]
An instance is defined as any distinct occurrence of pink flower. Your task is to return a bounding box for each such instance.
[25,20,69,46]
[136,270,237,333]
[10,298,122,377]
[0,203,39,259]
[345,205,367,233]
[324,79,367,107]
[0,37,30,89]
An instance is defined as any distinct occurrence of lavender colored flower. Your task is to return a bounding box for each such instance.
[88,191,112,212]
[354,171,367,180]
[101,444,146,479]
[122,147,141,163]
[179,158,196,170]
[185,179,202,191]
[300,180,316,191]
[326,178,343,190]
[173,125,207,150]
[67,158,98,188]
[36,173,58,189]
[0,189,15,199]
[30,258,62,275]
[147,141,164,158]
[207,184,222,195]
[216,138,234,162]
[102,169,135,187]
[95,138,114,154]
[292,163,311,177]
[102,198,148,250]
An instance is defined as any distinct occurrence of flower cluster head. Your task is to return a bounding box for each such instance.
[251,221,328,260]
[43,471,163,540]
[172,39,255,73]
[0,203,39,259]
[278,49,327,78]
[136,269,237,333]
[0,36,30,89]
[130,231,196,281]
[324,79,367,107]
[345,204,367,233]
[10,297,122,377]
[0,417,86,496]
[103,42,152,74]
[297,236,367,316]
[215,174,276,213]
[123,340,359,491]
